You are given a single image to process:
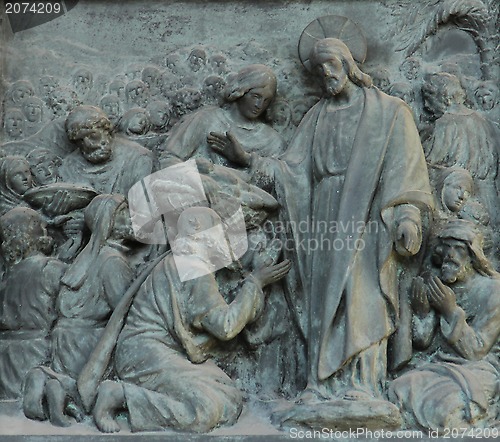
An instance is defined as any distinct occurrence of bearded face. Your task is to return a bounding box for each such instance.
[313,56,349,97]
[438,239,472,284]
[76,126,113,164]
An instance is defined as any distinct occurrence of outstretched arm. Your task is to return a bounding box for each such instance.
[193,260,291,341]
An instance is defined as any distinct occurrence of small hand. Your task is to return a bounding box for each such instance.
[44,190,71,217]
[411,276,430,316]
[395,219,421,257]
[207,131,251,167]
[427,276,457,319]
[62,211,85,237]
[252,259,291,288]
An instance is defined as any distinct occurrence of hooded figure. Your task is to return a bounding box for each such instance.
[51,194,135,379]
[0,156,33,216]
[90,207,291,434]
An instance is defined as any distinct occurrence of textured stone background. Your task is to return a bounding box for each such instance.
[2,0,393,78]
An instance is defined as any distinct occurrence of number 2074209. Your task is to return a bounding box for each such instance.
[5,2,62,14]
[441,427,499,438]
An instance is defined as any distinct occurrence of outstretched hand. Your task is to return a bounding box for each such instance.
[411,276,431,316]
[207,131,251,167]
[252,259,291,288]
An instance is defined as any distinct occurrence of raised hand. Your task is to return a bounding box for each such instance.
[252,259,291,288]
[411,276,431,316]
[207,131,251,167]
[428,276,457,319]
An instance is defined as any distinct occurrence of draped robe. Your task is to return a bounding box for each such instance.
[114,253,265,432]
[389,273,500,430]
[271,87,433,384]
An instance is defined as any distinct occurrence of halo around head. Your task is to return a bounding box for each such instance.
[298,15,367,72]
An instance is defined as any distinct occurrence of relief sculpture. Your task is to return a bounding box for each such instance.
[0,0,498,437]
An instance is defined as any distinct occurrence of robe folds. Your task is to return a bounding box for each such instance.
[114,253,266,432]
[159,105,285,170]
[270,87,434,381]
[0,255,66,398]
[389,273,500,430]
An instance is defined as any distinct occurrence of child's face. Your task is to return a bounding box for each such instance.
[443,181,471,212]
[32,159,59,185]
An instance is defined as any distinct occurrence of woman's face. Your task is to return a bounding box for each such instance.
[39,76,59,99]
[237,84,275,120]
[126,82,146,103]
[74,71,92,94]
[443,180,471,212]
[149,105,170,128]
[8,162,33,195]
[475,86,497,111]
[101,98,121,120]
[109,81,125,99]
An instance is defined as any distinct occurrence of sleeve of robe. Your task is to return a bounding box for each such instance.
[101,254,136,309]
[159,109,214,167]
[42,258,68,297]
[190,274,265,341]
[377,101,434,288]
[440,283,500,361]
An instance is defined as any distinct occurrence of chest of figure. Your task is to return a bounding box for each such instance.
[312,100,363,179]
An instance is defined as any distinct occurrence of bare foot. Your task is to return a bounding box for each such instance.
[94,381,125,433]
[23,368,47,421]
[46,379,72,427]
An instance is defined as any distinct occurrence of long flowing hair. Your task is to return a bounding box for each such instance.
[224,64,277,102]
[310,38,372,88]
